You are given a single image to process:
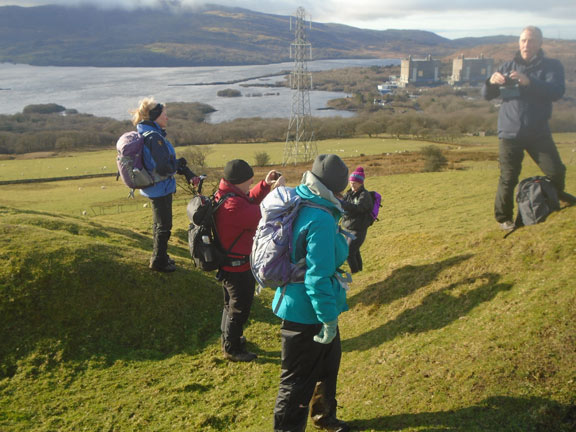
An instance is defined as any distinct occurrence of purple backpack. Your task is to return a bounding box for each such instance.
[250,187,305,291]
[116,131,154,189]
[369,191,382,225]
[250,186,331,291]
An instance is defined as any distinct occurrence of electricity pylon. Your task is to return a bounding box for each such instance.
[283,7,317,166]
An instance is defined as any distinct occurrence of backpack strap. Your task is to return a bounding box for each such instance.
[212,193,249,266]
[272,201,350,312]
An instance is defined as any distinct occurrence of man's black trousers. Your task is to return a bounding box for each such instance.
[495,135,566,222]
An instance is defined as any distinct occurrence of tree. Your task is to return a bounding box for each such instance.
[356,118,384,138]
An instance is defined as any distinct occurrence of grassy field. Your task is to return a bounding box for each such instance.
[1,137,575,431]
[0,134,509,182]
[2,132,574,182]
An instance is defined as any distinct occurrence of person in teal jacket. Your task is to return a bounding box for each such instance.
[273,154,352,432]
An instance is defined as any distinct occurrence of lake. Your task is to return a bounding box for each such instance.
[0,59,399,123]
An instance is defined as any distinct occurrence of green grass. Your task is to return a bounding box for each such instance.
[2,132,574,182]
[0,150,116,181]
[1,140,575,431]
[0,137,440,182]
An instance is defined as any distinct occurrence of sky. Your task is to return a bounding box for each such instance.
[2,0,575,40]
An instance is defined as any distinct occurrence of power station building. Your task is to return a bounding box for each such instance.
[399,55,441,87]
[450,54,494,85]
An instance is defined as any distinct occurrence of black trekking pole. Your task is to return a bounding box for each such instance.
[197,175,207,195]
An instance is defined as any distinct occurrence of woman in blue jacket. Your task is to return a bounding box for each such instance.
[272,154,351,432]
[131,97,199,272]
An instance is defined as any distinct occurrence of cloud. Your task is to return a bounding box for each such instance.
[1,0,574,39]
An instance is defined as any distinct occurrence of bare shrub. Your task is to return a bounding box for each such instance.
[254,151,270,167]
[421,145,447,172]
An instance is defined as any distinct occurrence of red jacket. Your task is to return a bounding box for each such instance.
[214,178,271,272]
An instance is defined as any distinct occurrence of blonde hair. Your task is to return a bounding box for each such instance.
[131,97,159,126]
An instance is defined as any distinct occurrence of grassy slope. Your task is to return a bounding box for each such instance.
[1,151,575,431]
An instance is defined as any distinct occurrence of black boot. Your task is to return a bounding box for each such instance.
[312,416,351,432]
[311,382,350,432]
[224,350,257,362]
[149,260,176,272]
[559,190,576,206]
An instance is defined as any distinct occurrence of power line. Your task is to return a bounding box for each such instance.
[283,7,317,166]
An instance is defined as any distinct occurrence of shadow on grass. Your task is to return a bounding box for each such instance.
[0,241,224,378]
[349,395,576,432]
[348,254,474,309]
[343,273,513,352]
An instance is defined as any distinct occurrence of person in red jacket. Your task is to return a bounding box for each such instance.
[214,159,285,362]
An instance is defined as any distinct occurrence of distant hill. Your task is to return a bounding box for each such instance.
[0,4,521,67]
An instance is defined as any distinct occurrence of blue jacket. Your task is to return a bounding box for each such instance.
[137,121,177,198]
[481,49,565,140]
[272,172,349,324]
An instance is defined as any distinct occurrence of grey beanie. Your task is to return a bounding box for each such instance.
[224,159,254,185]
[311,154,349,193]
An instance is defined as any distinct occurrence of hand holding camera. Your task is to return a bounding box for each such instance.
[265,170,286,189]
[498,72,522,99]
[503,75,519,86]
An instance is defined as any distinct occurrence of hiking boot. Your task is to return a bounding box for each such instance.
[224,350,257,363]
[149,261,177,272]
[498,220,515,231]
[312,416,351,432]
[559,191,576,206]
[221,335,247,353]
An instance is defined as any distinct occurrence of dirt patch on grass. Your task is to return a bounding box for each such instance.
[251,150,498,181]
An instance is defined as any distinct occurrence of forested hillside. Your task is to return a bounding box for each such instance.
[0,4,519,67]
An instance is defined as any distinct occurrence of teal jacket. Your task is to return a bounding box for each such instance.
[272,171,349,324]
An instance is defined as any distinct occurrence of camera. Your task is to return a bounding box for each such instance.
[503,75,519,86]
[499,74,520,99]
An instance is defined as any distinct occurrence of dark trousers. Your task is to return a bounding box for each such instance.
[346,228,367,274]
[274,320,342,432]
[495,136,566,222]
[150,193,173,266]
[220,270,256,354]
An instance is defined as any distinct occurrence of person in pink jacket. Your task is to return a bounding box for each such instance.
[214,159,285,362]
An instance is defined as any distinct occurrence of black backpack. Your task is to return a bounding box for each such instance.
[514,176,560,227]
[186,192,236,271]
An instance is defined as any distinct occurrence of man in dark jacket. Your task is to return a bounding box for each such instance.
[482,26,575,230]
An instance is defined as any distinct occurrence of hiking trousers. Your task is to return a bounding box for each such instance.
[346,228,367,274]
[274,320,342,432]
[150,193,173,266]
[495,136,566,222]
[219,269,256,354]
